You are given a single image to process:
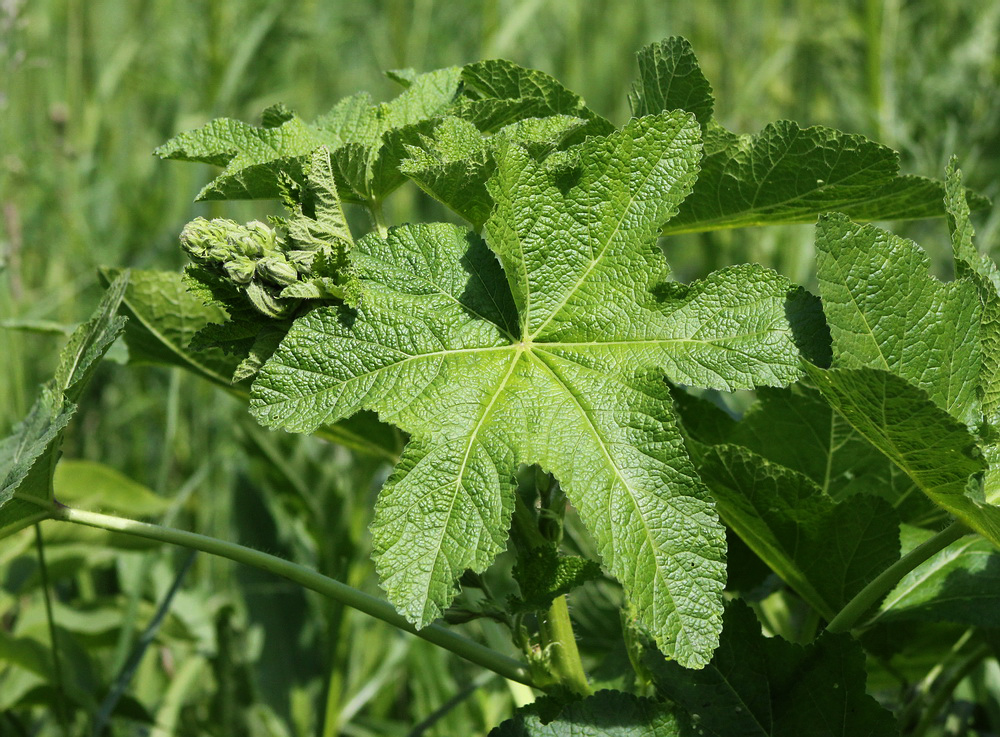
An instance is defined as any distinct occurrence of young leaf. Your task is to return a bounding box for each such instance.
[646,600,900,736]
[805,366,1000,546]
[815,212,981,425]
[628,36,713,128]
[511,546,602,613]
[400,115,587,229]
[1,275,128,538]
[156,68,462,202]
[491,690,687,736]
[251,114,829,667]
[698,444,900,619]
[629,37,988,235]
[871,525,1000,628]
[457,59,614,137]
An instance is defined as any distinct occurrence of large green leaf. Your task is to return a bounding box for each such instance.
[491,691,686,736]
[250,114,828,667]
[815,212,981,425]
[628,37,987,235]
[698,444,899,620]
[806,366,1000,546]
[646,600,899,737]
[156,68,462,203]
[0,275,128,538]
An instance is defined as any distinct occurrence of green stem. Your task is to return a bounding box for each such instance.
[539,595,591,696]
[51,506,536,689]
[911,642,991,737]
[35,524,71,735]
[369,199,389,238]
[826,520,969,634]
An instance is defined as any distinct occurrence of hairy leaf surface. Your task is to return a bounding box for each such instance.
[815,212,981,425]
[629,38,987,235]
[251,114,828,666]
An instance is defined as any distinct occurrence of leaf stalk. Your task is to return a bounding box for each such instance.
[50,506,537,689]
[826,520,970,633]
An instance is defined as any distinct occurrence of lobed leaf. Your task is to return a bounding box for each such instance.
[815,212,981,425]
[157,68,463,203]
[252,114,829,667]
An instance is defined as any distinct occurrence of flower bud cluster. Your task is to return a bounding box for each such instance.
[180,217,324,318]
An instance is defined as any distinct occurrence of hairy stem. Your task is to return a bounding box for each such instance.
[539,594,591,696]
[826,520,970,633]
[51,506,536,688]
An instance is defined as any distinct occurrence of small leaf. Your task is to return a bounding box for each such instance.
[158,68,463,203]
[629,36,713,128]
[511,546,603,613]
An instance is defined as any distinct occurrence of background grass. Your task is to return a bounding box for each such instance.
[2,1,999,735]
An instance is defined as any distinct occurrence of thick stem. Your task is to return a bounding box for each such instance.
[539,595,591,696]
[51,506,536,688]
[826,520,970,634]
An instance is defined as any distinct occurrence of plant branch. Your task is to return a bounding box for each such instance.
[50,506,537,688]
[826,520,970,634]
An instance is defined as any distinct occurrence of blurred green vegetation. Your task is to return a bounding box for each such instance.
[1,1,999,734]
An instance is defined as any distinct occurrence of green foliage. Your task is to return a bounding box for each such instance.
[1,274,128,536]
[6,18,1000,736]
[646,601,899,736]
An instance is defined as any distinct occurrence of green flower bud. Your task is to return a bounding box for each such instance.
[223,258,256,285]
[256,257,299,287]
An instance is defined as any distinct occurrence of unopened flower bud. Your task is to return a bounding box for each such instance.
[256,257,299,287]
